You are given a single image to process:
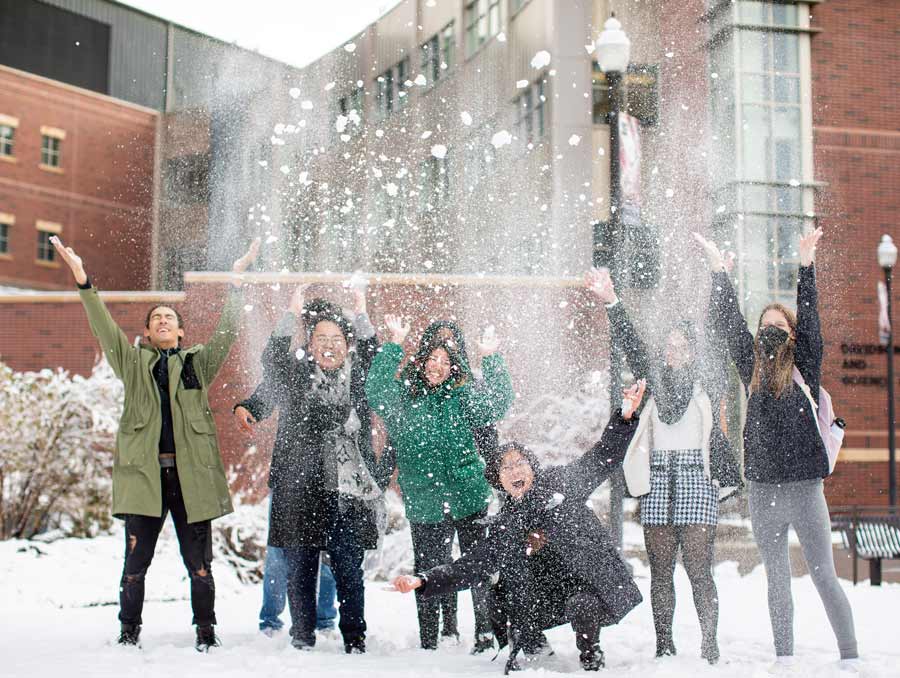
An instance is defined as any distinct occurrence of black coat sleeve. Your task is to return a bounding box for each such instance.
[235,377,279,423]
[794,265,823,399]
[419,519,513,599]
[709,271,756,389]
[546,411,638,501]
[607,302,654,385]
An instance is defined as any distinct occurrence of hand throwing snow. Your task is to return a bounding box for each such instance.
[231,238,261,286]
[50,236,88,286]
[385,314,410,345]
[799,227,823,267]
[621,379,646,420]
[288,284,309,316]
[585,267,618,305]
[234,406,257,434]
[477,325,500,356]
[692,232,726,273]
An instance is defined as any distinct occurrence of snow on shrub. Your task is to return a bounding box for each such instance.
[0,357,122,539]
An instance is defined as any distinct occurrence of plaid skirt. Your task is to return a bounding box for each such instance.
[639,449,719,526]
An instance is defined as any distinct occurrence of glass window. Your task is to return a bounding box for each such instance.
[41,135,61,168]
[535,80,546,137]
[465,0,501,57]
[376,68,393,119]
[441,22,455,70]
[421,35,439,82]
[0,125,14,157]
[0,222,9,254]
[397,56,410,108]
[36,230,55,261]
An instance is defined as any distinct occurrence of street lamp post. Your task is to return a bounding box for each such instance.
[596,16,631,551]
[878,234,898,505]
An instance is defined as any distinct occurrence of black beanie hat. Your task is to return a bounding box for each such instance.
[302,298,354,343]
[484,441,542,490]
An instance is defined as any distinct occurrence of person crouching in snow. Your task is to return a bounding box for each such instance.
[392,381,647,673]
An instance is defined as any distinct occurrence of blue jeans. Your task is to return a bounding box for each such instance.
[259,547,339,631]
[283,514,366,645]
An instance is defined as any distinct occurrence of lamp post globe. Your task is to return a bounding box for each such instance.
[878,234,898,269]
[595,16,631,74]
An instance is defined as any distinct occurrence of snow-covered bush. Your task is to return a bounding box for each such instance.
[0,358,122,539]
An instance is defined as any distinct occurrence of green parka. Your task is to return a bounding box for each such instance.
[364,342,514,523]
[78,285,242,523]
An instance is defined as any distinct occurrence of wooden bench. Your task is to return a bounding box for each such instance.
[830,506,900,586]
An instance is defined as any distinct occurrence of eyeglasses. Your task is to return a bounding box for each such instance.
[312,335,346,347]
[499,459,532,473]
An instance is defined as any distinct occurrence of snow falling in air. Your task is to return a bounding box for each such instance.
[531,50,551,69]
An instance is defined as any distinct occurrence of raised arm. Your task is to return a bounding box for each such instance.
[795,228,824,393]
[51,236,134,379]
[459,327,514,428]
[549,380,645,499]
[193,238,260,383]
[234,375,280,434]
[585,268,653,384]
[364,314,410,419]
[694,233,756,388]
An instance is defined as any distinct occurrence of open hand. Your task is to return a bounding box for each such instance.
[350,285,367,315]
[477,325,500,356]
[585,267,617,305]
[692,232,725,272]
[385,315,410,345]
[232,237,261,274]
[49,236,87,285]
[799,227,823,267]
[621,379,647,420]
[391,575,422,593]
[288,284,309,316]
[234,406,257,434]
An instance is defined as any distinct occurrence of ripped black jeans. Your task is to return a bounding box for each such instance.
[119,466,215,627]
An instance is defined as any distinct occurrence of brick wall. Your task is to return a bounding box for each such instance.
[0,65,157,291]
[810,0,900,499]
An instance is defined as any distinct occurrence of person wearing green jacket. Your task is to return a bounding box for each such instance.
[365,314,514,651]
[50,235,259,652]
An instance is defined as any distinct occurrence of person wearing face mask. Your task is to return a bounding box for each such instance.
[365,315,514,652]
[390,382,646,674]
[585,268,740,665]
[695,228,859,672]
[235,285,390,654]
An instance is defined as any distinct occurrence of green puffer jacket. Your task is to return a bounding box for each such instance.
[78,285,242,523]
[365,342,514,523]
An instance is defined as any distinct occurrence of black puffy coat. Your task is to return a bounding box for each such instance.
[237,332,392,549]
[418,413,643,641]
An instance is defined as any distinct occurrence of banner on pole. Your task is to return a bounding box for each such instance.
[878,280,891,346]
[618,112,642,228]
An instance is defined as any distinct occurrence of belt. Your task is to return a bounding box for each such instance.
[159,453,176,469]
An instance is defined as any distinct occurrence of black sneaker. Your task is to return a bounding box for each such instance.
[195,625,220,653]
[344,637,366,654]
[117,624,141,647]
[579,644,605,671]
[471,632,495,655]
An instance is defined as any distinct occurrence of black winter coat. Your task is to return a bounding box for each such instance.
[710,265,829,483]
[606,301,742,490]
[418,413,643,639]
[237,332,392,549]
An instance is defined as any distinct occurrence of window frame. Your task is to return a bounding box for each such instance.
[0,115,18,159]
[35,221,62,265]
[465,0,502,59]
[0,212,14,257]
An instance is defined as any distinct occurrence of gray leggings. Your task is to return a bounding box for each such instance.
[749,480,858,659]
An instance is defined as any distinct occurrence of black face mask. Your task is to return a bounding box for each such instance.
[757,325,789,358]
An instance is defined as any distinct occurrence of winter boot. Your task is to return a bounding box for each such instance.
[195,625,220,652]
[291,633,316,651]
[579,644,605,671]
[701,637,720,665]
[471,632,495,655]
[117,623,141,647]
[655,638,676,658]
[344,636,366,654]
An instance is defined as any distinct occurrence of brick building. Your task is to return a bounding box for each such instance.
[1,0,899,507]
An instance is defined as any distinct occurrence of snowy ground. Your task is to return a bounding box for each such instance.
[2,522,898,678]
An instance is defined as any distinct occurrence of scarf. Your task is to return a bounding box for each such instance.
[655,365,695,425]
[309,359,381,501]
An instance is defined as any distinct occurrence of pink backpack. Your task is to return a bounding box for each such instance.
[793,367,844,474]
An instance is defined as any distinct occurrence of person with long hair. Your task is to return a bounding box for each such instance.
[365,315,514,652]
[695,228,859,672]
[390,320,501,650]
[585,268,740,664]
